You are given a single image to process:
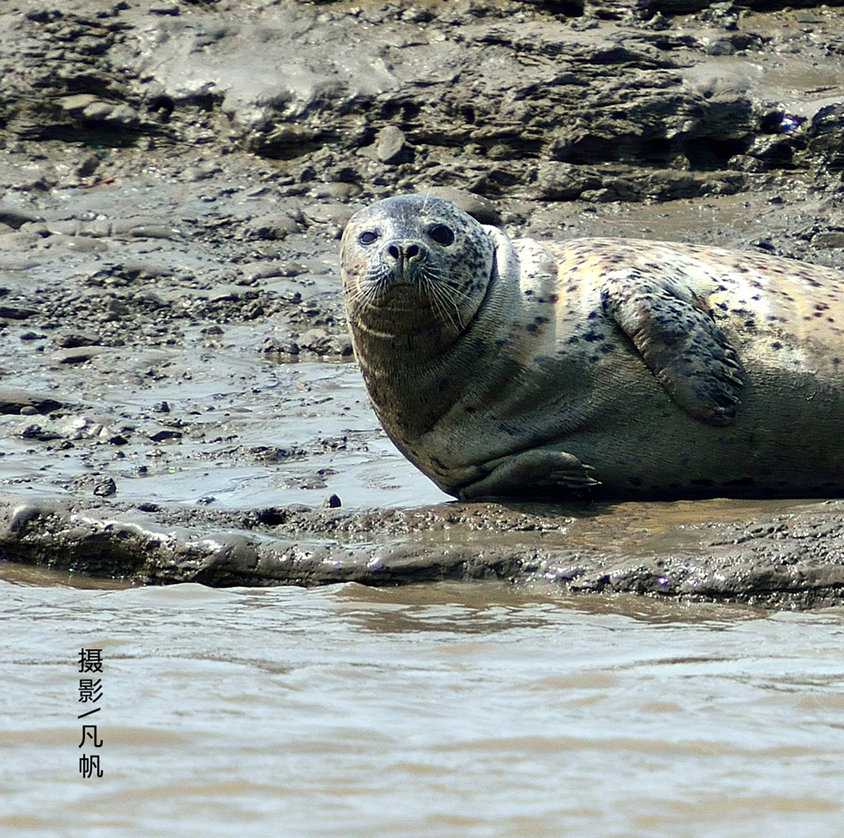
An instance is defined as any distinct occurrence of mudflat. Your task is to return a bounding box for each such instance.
[1,0,844,607]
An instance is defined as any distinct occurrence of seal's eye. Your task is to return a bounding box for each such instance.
[358,230,379,246]
[428,224,455,246]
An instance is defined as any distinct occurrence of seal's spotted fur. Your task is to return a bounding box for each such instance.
[341,194,844,500]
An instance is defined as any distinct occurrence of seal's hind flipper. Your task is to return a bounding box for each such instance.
[601,273,744,426]
[458,449,600,501]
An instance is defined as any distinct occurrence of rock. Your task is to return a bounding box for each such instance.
[51,347,108,365]
[426,187,501,224]
[812,232,844,249]
[93,477,117,497]
[0,207,43,228]
[245,211,300,240]
[0,304,37,320]
[374,126,413,164]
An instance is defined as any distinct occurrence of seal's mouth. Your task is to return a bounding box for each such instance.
[349,271,468,335]
[357,262,435,305]
[369,278,433,310]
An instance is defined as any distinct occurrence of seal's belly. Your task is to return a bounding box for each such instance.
[418,360,844,498]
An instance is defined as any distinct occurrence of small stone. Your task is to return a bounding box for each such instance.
[52,347,104,365]
[0,305,37,320]
[58,333,100,349]
[325,494,342,508]
[427,187,501,224]
[811,232,844,249]
[149,428,182,442]
[77,154,101,178]
[375,126,413,165]
[21,424,63,442]
[93,477,117,497]
[59,94,100,112]
[247,212,299,241]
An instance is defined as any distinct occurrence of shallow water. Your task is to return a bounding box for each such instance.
[2,567,842,838]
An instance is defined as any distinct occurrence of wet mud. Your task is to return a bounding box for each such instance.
[1,0,844,607]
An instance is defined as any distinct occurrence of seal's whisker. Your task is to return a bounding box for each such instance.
[419,274,455,331]
[415,263,473,330]
[422,272,464,332]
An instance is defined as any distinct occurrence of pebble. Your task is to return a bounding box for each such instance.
[93,477,117,497]
[374,126,413,165]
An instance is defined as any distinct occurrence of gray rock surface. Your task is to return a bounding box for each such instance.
[1,0,844,607]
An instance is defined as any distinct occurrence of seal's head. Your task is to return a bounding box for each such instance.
[341,194,495,338]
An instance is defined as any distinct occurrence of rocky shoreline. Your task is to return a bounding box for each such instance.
[1,0,843,607]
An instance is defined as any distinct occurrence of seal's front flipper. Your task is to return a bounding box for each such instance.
[601,274,744,426]
[458,449,600,501]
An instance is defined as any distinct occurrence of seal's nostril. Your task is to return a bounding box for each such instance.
[388,243,423,261]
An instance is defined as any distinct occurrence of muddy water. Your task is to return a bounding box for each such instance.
[2,567,842,838]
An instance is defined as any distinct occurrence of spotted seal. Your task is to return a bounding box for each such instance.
[340,194,844,500]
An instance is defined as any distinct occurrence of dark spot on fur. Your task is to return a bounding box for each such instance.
[526,323,539,333]
[567,336,580,345]
[771,341,782,350]
[583,331,605,343]
[744,319,756,329]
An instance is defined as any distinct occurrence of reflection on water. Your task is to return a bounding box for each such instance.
[1,567,842,838]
